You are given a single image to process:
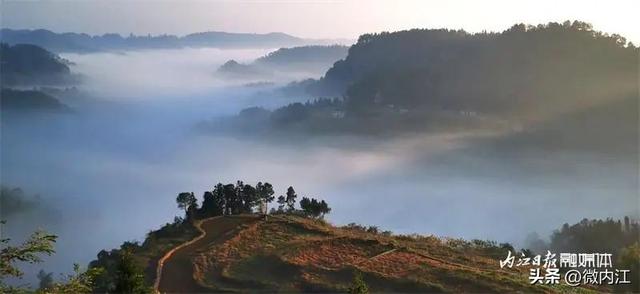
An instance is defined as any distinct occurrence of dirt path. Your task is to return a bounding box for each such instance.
[155,215,258,293]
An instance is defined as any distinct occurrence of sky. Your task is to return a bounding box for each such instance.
[2,0,639,43]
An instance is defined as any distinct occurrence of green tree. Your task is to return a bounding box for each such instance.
[348,272,369,294]
[222,184,238,215]
[285,186,297,211]
[0,223,57,292]
[114,250,149,294]
[176,192,197,216]
[319,200,331,218]
[43,264,104,294]
[299,197,330,218]
[299,197,311,216]
[256,182,275,213]
[616,243,640,293]
[201,184,225,217]
[239,183,258,213]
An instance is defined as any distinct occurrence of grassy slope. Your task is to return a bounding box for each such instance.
[181,214,592,293]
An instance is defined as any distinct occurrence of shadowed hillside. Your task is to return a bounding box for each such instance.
[217,45,349,80]
[307,21,637,119]
[254,45,348,69]
[0,43,77,86]
[0,88,69,111]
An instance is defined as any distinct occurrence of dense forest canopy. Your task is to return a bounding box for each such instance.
[306,21,637,119]
[218,21,638,139]
[549,217,639,256]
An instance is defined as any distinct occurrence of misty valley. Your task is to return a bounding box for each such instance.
[1,20,639,293]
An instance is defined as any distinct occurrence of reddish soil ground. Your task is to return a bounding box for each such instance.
[157,215,258,293]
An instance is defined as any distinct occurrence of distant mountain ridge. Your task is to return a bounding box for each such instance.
[254,45,348,67]
[0,28,350,52]
[217,45,349,78]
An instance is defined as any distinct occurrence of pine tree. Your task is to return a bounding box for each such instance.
[285,186,297,211]
[176,192,197,216]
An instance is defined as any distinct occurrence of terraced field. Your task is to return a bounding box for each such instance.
[155,214,583,293]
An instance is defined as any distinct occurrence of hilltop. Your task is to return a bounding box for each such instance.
[77,179,637,293]
[0,43,78,86]
[90,214,576,293]
[182,214,546,292]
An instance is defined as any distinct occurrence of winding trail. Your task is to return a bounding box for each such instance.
[154,215,258,293]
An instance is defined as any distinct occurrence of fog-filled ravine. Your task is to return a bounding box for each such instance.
[2,46,638,283]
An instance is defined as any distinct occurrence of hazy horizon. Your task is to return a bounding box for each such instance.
[2,0,639,43]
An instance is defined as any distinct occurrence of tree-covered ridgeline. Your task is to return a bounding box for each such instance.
[220,21,638,136]
[177,181,331,220]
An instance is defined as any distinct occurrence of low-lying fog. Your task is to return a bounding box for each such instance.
[2,48,637,285]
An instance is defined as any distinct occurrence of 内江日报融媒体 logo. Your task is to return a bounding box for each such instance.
[500,251,632,286]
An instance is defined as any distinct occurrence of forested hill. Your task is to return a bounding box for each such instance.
[304,21,638,119]
[254,45,348,67]
[0,43,76,86]
[217,45,349,77]
[0,89,69,112]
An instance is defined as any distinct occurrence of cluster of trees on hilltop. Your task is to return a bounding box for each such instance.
[176,181,274,218]
[273,186,331,218]
[176,181,331,219]
[523,217,640,256]
[548,217,640,256]
[522,217,640,292]
[288,21,637,119]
